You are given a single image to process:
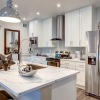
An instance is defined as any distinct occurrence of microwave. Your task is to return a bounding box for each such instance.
[29,37,38,46]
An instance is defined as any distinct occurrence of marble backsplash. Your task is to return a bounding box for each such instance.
[32,41,86,59]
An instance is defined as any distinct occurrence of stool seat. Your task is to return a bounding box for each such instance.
[0,90,13,100]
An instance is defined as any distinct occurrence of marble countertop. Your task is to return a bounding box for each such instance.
[0,62,79,97]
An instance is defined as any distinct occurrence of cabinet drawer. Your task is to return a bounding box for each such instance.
[76,62,85,67]
[67,66,75,70]
[60,64,67,68]
[60,60,67,65]
[60,60,75,66]
[66,61,76,66]
[76,66,85,71]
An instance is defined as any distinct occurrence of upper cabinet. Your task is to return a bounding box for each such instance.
[29,18,56,47]
[65,10,80,47]
[29,20,38,37]
[29,19,43,47]
[65,6,95,47]
[79,6,94,46]
[42,18,56,47]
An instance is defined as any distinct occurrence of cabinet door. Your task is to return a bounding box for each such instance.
[65,12,73,47]
[43,19,47,47]
[76,66,85,86]
[37,20,43,47]
[47,18,55,47]
[43,18,54,47]
[72,10,80,46]
[29,21,34,37]
[80,6,92,46]
[32,20,38,37]
[29,20,38,37]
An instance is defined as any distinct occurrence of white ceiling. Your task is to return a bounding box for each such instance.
[0,0,100,22]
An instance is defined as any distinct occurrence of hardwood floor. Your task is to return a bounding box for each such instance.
[77,88,99,100]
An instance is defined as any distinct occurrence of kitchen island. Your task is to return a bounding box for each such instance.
[0,62,79,100]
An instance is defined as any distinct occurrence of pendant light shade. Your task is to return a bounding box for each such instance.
[0,0,21,23]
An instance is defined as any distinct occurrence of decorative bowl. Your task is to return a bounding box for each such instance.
[18,64,36,77]
[19,70,36,77]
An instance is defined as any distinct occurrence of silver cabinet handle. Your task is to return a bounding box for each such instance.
[71,41,73,46]
[97,40,100,76]
[65,62,69,64]
[70,41,73,46]
[70,41,71,46]
[79,40,81,46]
[79,65,84,66]
[46,42,47,46]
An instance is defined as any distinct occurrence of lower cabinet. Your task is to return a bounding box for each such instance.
[75,62,85,87]
[76,66,85,87]
[60,59,85,88]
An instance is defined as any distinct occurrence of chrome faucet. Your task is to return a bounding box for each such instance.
[19,39,31,64]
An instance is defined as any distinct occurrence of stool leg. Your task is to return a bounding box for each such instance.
[0,92,8,100]
[0,90,13,99]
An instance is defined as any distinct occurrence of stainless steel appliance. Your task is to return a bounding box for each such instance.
[29,37,38,52]
[75,51,82,60]
[51,15,65,41]
[55,51,70,59]
[46,58,60,67]
[85,31,100,98]
[29,37,38,46]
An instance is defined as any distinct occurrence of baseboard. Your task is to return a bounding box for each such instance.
[77,85,85,90]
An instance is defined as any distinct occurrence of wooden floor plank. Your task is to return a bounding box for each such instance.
[77,88,99,100]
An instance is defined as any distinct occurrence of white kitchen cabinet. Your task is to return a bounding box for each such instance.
[60,59,85,88]
[80,6,93,46]
[42,18,56,47]
[29,20,38,37]
[65,10,80,47]
[65,6,95,47]
[29,21,34,37]
[61,60,76,69]
[65,12,73,46]
[72,10,80,46]
[29,19,43,47]
[76,62,85,87]
[29,18,56,47]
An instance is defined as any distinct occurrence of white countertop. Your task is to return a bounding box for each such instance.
[0,62,79,97]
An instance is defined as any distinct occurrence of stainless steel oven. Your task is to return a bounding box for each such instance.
[46,58,60,67]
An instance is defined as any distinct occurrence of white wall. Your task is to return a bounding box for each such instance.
[0,21,29,54]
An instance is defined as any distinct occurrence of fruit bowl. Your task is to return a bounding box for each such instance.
[18,64,36,77]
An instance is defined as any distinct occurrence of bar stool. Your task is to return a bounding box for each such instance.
[0,90,13,100]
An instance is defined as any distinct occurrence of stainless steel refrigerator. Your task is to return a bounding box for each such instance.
[85,30,100,98]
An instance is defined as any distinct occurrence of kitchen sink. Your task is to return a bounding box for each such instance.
[26,64,45,70]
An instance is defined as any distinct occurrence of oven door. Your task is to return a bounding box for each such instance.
[47,61,60,67]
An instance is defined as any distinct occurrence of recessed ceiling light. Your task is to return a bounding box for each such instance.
[37,12,40,15]
[57,3,61,8]
[23,18,26,20]
[14,4,18,8]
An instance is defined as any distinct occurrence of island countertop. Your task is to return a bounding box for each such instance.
[0,62,79,98]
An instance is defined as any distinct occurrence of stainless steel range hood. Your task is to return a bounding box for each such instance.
[51,15,65,41]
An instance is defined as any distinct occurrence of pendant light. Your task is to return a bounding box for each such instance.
[0,0,21,23]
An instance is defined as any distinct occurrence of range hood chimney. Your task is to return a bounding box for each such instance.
[51,15,65,41]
